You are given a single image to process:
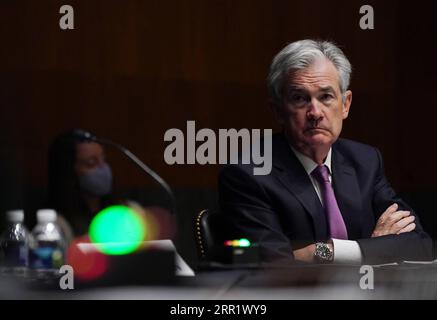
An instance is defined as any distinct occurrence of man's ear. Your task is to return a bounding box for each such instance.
[342,90,352,119]
[269,99,285,125]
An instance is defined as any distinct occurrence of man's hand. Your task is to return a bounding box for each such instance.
[371,203,416,237]
[293,244,316,263]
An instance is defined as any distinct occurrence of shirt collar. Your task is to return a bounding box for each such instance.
[290,145,332,176]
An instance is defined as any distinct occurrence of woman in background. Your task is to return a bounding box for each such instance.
[47,129,115,237]
[47,129,176,245]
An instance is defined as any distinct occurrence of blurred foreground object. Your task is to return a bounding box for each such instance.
[29,209,65,273]
[0,210,30,276]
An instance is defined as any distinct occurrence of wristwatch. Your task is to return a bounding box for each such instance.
[314,242,334,263]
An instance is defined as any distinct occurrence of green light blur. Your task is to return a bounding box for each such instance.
[89,205,146,255]
[238,238,251,247]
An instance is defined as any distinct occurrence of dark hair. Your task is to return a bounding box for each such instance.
[47,129,98,218]
[47,129,118,235]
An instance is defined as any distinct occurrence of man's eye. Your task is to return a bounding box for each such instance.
[290,94,306,103]
[320,94,333,101]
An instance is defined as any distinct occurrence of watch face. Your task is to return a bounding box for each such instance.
[315,243,333,261]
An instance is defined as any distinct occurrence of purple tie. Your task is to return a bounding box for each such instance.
[311,165,348,240]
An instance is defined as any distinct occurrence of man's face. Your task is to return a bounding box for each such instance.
[273,58,352,153]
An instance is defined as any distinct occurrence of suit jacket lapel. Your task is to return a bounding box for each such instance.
[272,134,328,240]
[331,145,363,239]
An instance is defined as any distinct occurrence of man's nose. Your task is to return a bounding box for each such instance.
[306,98,323,120]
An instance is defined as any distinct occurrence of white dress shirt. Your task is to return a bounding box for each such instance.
[290,146,362,264]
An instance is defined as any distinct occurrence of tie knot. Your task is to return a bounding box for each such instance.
[311,165,330,183]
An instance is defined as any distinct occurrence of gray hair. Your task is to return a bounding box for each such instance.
[267,39,352,105]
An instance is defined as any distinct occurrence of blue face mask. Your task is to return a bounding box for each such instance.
[78,163,113,197]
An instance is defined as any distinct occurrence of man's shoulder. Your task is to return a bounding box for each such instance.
[219,132,284,175]
[334,138,380,164]
[335,138,378,153]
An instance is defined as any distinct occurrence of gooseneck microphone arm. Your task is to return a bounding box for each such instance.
[75,130,177,215]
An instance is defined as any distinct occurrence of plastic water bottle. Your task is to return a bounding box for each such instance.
[30,209,65,273]
[0,210,31,276]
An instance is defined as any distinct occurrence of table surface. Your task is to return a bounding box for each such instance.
[2,263,437,299]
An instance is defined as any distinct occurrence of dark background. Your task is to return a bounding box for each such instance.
[1,0,436,265]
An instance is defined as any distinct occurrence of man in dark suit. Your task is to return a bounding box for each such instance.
[218,40,432,264]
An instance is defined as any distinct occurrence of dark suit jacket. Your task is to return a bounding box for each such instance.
[218,133,432,264]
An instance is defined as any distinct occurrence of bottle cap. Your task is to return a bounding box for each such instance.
[6,210,24,223]
[36,209,57,223]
